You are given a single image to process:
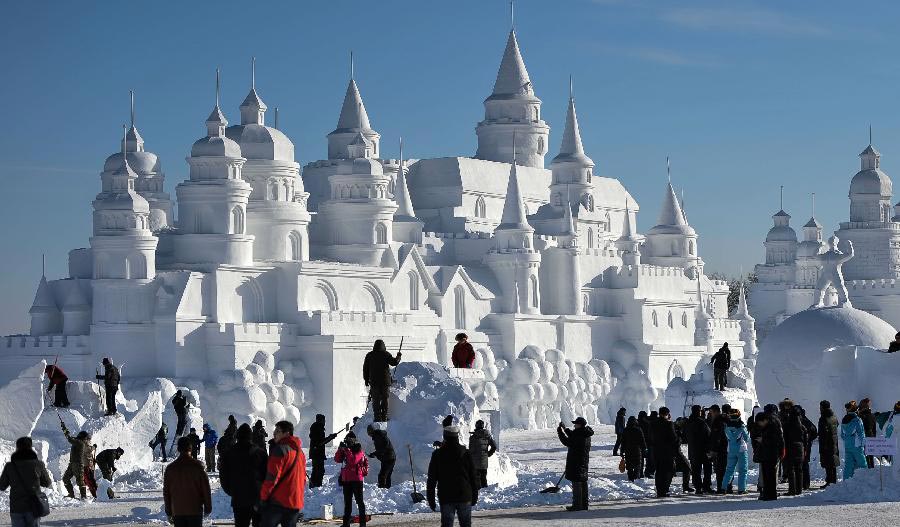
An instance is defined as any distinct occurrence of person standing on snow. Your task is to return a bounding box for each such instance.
[557,417,594,510]
[172,390,190,438]
[0,436,52,526]
[638,411,653,478]
[651,407,680,498]
[451,333,476,368]
[253,420,268,451]
[709,343,731,391]
[684,405,712,494]
[201,424,218,473]
[164,436,212,527]
[218,416,238,471]
[797,406,818,490]
[308,414,340,488]
[707,405,729,493]
[858,398,878,468]
[259,421,306,527]
[186,428,201,459]
[721,409,750,494]
[612,408,626,457]
[755,411,784,501]
[840,400,868,480]
[95,357,121,416]
[468,420,497,490]
[427,423,479,527]
[367,424,397,489]
[362,339,402,422]
[149,423,168,462]
[45,363,71,408]
[220,424,267,527]
[818,400,841,487]
[783,406,807,496]
[60,421,91,499]
[620,416,646,482]
[335,432,369,527]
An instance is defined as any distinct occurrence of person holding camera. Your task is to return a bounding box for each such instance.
[335,432,368,527]
[557,417,594,511]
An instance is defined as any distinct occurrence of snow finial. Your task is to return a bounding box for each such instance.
[350,50,354,80]
[869,124,873,146]
[273,107,278,129]
[569,74,573,101]
[215,67,220,109]
[41,253,45,278]
[667,156,671,183]
[251,56,256,90]
[780,185,784,211]
[812,192,816,218]
[205,68,228,136]
[130,90,135,128]
[513,129,517,165]
[510,0,515,30]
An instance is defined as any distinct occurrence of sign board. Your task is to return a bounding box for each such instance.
[864,437,897,456]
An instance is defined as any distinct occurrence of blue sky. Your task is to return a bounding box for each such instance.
[1,0,898,334]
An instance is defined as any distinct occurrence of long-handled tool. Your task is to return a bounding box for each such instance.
[407,444,426,503]
[540,473,565,494]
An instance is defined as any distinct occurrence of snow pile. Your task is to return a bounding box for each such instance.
[0,361,47,442]
[665,358,758,417]
[354,361,517,489]
[204,351,308,429]
[810,466,900,503]
[498,346,613,429]
[757,306,897,410]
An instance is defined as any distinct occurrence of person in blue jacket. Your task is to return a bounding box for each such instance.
[201,423,219,474]
[840,401,867,480]
[721,409,750,494]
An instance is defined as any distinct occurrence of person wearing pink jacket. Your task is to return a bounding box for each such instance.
[335,432,369,527]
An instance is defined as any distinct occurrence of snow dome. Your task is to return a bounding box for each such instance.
[756,306,895,410]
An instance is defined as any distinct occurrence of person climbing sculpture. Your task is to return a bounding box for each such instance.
[363,339,402,422]
[812,235,854,309]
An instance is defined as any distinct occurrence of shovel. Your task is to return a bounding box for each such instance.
[407,445,426,503]
[540,473,565,494]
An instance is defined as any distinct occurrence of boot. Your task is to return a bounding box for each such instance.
[79,486,87,500]
[107,487,116,499]
[64,480,75,498]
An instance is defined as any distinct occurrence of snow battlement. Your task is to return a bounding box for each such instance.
[3,334,90,351]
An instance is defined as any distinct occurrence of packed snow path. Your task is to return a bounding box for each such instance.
[2,426,896,526]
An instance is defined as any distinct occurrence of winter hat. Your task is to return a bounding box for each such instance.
[237,423,252,442]
[691,404,702,415]
[455,333,468,341]
[443,425,460,437]
[475,420,485,430]
[115,447,124,456]
[15,437,32,451]
[228,415,236,424]
[763,403,779,415]
[820,400,831,410]
[845,400,858,412]
[572,416,588,426]
[315,414,325,422]
[442,415,455,428]
[77,431,90,440]
[627,416,637,426]
[860,398,872,410]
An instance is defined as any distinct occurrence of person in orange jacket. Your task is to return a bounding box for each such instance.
[259,421,306,527]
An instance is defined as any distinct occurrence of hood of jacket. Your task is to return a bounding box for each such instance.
[842,412,859,425]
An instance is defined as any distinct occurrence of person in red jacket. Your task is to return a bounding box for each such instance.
[335,432,369,527]
[45,364,70,408]
[260,421,306,527]
[451,333,476,369]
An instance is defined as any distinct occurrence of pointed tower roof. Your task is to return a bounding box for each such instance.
[733,284,754,320]
[206,69,228,136]
[803,217,822,229]
[30,276,58,313]
[553,93,593,165]
[125,90,144,152]
[490,30,533,97]
[497,147,532,231]
[618,200,639,242]
[656,182,688,227]
[695,278,708,320]
[239,58,267,125]
[335,79,372,132]
[394,140,417,219]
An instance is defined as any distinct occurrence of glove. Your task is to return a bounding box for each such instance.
[428,499,437,511]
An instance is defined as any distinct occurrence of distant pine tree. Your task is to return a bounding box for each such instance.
[708,272,757,315]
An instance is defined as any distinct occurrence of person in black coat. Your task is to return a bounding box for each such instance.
[707,405,729,493]
[557,417,594,511]
[683,405,712,494]
[642,411,657,478]
[710,343,731,391]
[782,406,807,496]
[889,332,900,353]
[362,339,402,422]
[613,408,626,456]
[755,411,784,501]
[251,420,267,451]
[673,417,694,493]
[220,424,267,527]
[859,398,878,468]
[818,400,840,486]
[172,390,190,438]
[0,437,52,523]
[96,357,121,416]
[467,420,497,489]
[427,426,478,526]
[308,414,340,488]
[367,424,397,488]
[149,423,168,462]
[797,406,818,490]
[651,407,680,498]
[620,416,646,481]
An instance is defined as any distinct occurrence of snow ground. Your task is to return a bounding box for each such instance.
[1,424,897,526]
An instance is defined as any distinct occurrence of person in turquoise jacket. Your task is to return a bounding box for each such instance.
[721,409,750,493]
[840,401,868,480]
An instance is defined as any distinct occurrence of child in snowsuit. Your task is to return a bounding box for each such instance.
[722,410,750,493]
[840,401,868,480]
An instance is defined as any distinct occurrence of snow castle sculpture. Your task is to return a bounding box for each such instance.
[1,19,757,428]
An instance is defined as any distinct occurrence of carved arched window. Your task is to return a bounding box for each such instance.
[587,228,594,249]
[652,310,658,327]
[475,196,486,218]
[530,275,539,308]
[231,206,245,235]
[289,231,303,261]
[409,271,420,310]
[375,223,388,244]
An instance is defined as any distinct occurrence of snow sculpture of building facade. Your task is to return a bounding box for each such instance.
[751,139,900,337]
[3,24,753,427]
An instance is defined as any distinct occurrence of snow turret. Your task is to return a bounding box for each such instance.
[29,274,60,336]
[764,209,797,265]
[849,142,892,223]
[327,58,381,160]
[91,125,158,279]
[615,200,641,266]
[392,139,424,244]
[484,139,542,314]
[549,83,594,211]
[239,58,267,126]
[475,28,550,168]
[732,283,758,356]
[643,174,700,272]
[174,70,254,266]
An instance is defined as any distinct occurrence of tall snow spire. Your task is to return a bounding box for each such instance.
[620,199,638,241]
[394,136,416,218]
[734,283,753,320]
[240,57,267,125]
[206,68,228,137]
[554,76,589,161]
[336,76,371,131]
[124,90,144,152]
[657,179,688,227]
[498,133,531,231]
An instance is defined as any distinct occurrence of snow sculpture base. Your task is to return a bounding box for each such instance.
[756,305,896,410]
[354,362,517,488]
